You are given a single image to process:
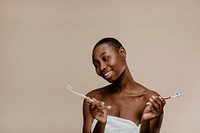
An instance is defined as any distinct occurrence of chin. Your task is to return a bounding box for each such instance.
[106,78,116,83]
[107,80,113,83]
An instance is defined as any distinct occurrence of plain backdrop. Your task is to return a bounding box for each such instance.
[0,0,200,133]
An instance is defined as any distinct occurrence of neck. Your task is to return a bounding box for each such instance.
[111,66,136,93]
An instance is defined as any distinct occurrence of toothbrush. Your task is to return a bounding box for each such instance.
[66,84,182,106]
[66,85,88,99]
[146,92,182,105]
[66,85,111,109]
[163,92,182,100]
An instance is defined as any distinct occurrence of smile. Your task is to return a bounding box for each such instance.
[104,70,112,78]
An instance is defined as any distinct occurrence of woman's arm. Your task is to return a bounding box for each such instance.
[140,114,163,133]
[82,97,111,133]
[82,98,94,133]
[140,94,166,133]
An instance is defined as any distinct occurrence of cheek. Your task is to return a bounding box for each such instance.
[108,57,117,67]
[111,56,123,67]
[113,59,126,74]
[95,68,101,76]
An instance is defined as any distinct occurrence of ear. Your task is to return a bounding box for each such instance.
[119,47,126,59]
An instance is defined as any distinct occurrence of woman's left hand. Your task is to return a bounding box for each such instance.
[142,95,166,121]
[86,97,111,123]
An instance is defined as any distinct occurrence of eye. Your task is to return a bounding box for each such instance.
[102,56,109,62]
[93,62,99,68]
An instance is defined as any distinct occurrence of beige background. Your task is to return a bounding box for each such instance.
[0,0,200,133]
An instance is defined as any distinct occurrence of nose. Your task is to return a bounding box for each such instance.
[100,62,106,71]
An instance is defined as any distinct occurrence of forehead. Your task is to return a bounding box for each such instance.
[92,43,117,57]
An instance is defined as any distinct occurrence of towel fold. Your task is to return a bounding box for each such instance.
[91,115,140,133]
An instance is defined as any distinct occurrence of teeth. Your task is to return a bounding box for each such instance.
[104,71,112,77]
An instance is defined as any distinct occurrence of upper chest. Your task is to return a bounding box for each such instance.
[103,93,146,117]
[101,93,147,125]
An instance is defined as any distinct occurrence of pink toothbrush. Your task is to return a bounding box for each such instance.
[147,92,182,105]
[163,92,182,100]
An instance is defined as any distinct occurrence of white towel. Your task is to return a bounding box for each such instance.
[91,115,141,133]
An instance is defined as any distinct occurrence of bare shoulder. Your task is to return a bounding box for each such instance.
[86,85,109,100]
[145,89,159,97]
[136,83,160,101]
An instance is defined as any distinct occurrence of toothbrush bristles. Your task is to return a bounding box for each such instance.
[66,85,88,99]
[171,92,182,98]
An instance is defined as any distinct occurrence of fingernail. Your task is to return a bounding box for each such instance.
[150,98,153,102]
[152,95,156,99]
[147,102,152,106]
[107,106,112,109]
[89,99,94,102]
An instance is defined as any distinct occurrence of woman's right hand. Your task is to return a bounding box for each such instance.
[86,97,111,123]
[142,95,165,121]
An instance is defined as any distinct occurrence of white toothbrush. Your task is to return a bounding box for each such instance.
[66,85,111,109]
[66,85,88,99]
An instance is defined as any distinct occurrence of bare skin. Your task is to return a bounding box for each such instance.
[82,43,166,133]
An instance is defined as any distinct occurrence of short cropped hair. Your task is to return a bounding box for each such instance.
[93,37,123,51]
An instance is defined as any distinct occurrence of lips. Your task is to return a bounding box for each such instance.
[103,70,113,79]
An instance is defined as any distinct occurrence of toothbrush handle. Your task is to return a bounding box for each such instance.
[146,96,171,105]
[163,96,171,100]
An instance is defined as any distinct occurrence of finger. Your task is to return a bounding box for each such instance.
[149,97,160,109]
[156,96,166,108]
[159,96,166,105]
[152,96,166,115]
[85,97,94,104]
[98,105,112,110]
[153,96,162,104]
[89,103,96,111]
[89,105,102,115]
[151,95,166,110]
[148,104,160,119]
[90,105,105,116]
[148,102,157,113]
[92,98,103,106]
[92,109,104,116]
[89,98,105,110]
[88,98,100,110]
[153,96,166,111]
[152,96,162,108]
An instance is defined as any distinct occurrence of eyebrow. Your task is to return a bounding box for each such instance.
[99,52,106,57]
[92,51,107,64]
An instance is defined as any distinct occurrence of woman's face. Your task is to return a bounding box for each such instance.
[92,43,126,83]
